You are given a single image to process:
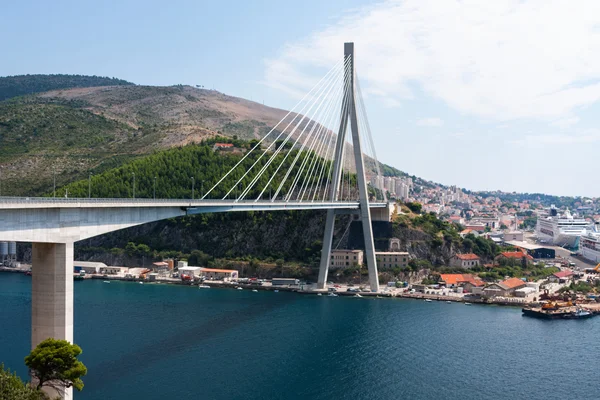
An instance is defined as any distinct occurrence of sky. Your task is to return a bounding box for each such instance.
[3,0,600,197]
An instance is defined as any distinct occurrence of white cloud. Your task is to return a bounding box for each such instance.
[551,116,580,128]
[264,0,600,120]
[512,129,600,146]
[416,117,444,127]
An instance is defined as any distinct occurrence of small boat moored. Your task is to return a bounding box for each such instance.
[425,299,432,302]
[198,285,211,289]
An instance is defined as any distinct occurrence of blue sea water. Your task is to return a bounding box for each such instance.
[1,273,599,400]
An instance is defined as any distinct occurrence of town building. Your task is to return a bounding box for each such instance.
[503,241,555,259]
[330,249,363,268]
[178,266,203,278]
[449,254,480,268]
[199,267,238,281]
[100,266,126,275]
[375,252,409,269]
[495,251,534,265]
[74,261,107,274]
[483,277,527,297]
[439,274,485,291]
[272,278,299,286]
[503,231,524,241]
[548,270,574,283]
[213,143,235,151]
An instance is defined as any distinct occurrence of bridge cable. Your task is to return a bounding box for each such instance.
[225,60,344,201]
[356,74,386,202]
[239,60,345,201]
[259,57,349,202]
[289,60,351,202]
[201,57,344,200]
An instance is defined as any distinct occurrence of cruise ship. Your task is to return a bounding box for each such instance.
[535,206,593,248]
[580,231,600,263]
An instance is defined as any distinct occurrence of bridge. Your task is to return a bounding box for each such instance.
[0,43,390,399]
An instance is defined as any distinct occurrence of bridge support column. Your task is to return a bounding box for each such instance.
[31,242,74,400]
[317,209,336,289]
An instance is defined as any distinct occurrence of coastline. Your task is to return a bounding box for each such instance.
[5,267,600,313]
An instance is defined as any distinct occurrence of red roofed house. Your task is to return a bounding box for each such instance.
[483,277,527,297]
[495,251,533,266]
[213,143,235,152]
[450,253,481,268]
[548,270,574,284]
[439,274,485,293]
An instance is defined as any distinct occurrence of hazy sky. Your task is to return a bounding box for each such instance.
[3,0,600,196]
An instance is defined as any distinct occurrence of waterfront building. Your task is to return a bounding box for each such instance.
[152,261,170,273]
[178,266,202,277]
[272,278,299,286]
[548,270,574,284]
[375,252,409,269]
[100,266,126,275]
[330,249,364,268]
[199,267,238,281]
[439,274,484,290]
[449,254,480,268]
[483,277,527,297]
[74,261,107,274]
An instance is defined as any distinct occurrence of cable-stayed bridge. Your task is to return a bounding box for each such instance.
[0,43,389,400]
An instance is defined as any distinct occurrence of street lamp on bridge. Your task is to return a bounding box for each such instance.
[153,176,157,200]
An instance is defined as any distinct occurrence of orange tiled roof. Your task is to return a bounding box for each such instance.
[498,251,533,260]
[200,267,237,273]
[455,253,480,260]
[214,143,234,147]
[439,274,485,287]
[500,277,526,289]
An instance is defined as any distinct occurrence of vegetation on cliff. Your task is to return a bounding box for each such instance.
[0,74,133,101]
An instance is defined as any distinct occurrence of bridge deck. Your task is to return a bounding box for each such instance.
[0,197,387,210]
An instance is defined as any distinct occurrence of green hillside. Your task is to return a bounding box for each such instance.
[58,137,337,200]
[0,74,133,101]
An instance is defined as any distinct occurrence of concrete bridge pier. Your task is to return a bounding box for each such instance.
[31,242,74,400]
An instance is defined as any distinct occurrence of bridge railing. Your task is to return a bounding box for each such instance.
[0,196,385,206]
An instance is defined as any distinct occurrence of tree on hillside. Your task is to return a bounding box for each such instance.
[24,339,87,392]
[0,364,45,400]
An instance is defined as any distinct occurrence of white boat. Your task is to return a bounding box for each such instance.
[198,285,210,289]
[273,290,279,293]
[252,289,258,292]
[446,301,452,304]
[138,282,144,285]
[425,299,432,302]
[354,294,363,298]
[103,280,110,284]
[317,293,323,296]
[328,293,338,297]
[536,206,592,248]
[236,287,243,290]
[464,302,472,305]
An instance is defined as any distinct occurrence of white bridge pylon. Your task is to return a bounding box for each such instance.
[316,43,380,292]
